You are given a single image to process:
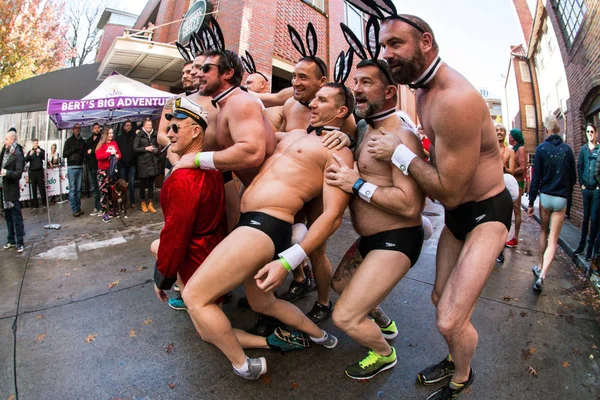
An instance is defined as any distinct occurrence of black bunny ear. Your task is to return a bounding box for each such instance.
[201,25,217,51]
[340,23,367,60]
[176,42,192,63]
[306,22,318,57]
[365,16,380,60]
[371,0,397,16]
[344,0,384,19]
[241,55,253,74]
[189,34,201,58]
[193,31,205,52]
[341,48,354,84]
[287,24,307,57]
[211,20,226,51]
[245,51,257,73]
[333,51,344,83]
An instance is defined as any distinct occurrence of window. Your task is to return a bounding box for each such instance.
[303,0,325,12]
[344,2,366,43]
[551,0,587,47]
[480,88,489,98]
[519,61,531,82]
[526,105,536,128]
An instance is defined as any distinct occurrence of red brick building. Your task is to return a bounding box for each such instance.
[100,0,417,121]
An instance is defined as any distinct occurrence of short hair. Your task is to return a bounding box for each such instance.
[92,123,100,128]
[183,60,193,67]
[124,119,132,125]
[587,122,598,132]
[32,138,39,142]
[298,56,328,79]
[385,14,439,52]
[544,115,560,134]
[357,59,394,86]
[204,49,245,87]
[324,82,355,119]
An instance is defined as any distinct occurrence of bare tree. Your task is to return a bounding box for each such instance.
[65,1,114,67]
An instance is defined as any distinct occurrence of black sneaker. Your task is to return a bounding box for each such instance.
[417,356,456,384]
[247,314,285,337]
[425,368,475,400]
[496,251,504,264]
[574,245,584,255]
[238,296,250,309]
[585,248,593,261]
[306,301,333,325]
[279,277,314,303]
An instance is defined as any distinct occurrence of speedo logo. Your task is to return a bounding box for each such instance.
[385,242,396,248]
[250,220,261,226]
[475,214,486,223]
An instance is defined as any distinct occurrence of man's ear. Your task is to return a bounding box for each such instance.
[336,106,349,120]
[385,84,397,100]
[319,76,327,87]
[421,32,434,53]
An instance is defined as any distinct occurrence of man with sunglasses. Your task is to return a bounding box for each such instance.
[326,59,426,379]
[153,96,228,311]
[365,15,511,399]
[179,84,353,381]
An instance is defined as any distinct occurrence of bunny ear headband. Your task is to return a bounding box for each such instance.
[332,48,354,85]
[340,16,394,84]
[287,22,327,77]
[199,19,226,52]
[345,0,425,33]
[241,51,269,82]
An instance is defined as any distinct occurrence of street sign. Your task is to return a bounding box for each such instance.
[178,0,207,45]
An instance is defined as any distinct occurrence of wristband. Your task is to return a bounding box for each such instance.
[391,144,417,175]
[198,151,217,170]
[278,243,308,271]
[279,257,292,272]
[358,182,378,203]
[352,178,365,195]
[194,152,201,168]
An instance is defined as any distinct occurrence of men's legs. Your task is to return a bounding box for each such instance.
[12,201,25,246]
[333,250,410,355]
[540,208,566,279]
[5,206,16,245]
[128,166,136,205]
[38,170,46,207]
[306,197,331,306]
[435,222,507,383]
[67,167,78,212]
[74,168,83,212]
[30,170,40,208]
[513,186,523,241]
[88,168,100,211]
[578,190,591,249]
[224,180,240,233]
[587,190,599,256]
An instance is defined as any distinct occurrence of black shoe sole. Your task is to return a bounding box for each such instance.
[345,359,397,380]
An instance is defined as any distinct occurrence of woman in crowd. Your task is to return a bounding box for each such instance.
[527,115,577,292]
[47,143,60,168]
[96,127,122,223]
[134,118,159,213]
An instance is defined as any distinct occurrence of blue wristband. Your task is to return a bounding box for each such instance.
[352,178,365,195]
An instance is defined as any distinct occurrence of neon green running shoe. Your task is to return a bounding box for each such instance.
[345,347,397,380]
[380,320,398,340]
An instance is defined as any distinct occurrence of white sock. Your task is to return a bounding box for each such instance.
[310,330,328,343]
[233,357,249,373]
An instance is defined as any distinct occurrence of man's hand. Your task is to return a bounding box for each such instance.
[154,284,168,302]
[29,150,34,156]
[87,149,92,154]
[321,130,351,150]
[582,185,586,189]
[254,260,289,292]
[527,206,534,217]
[0,169,6,177]
[367,129,403,161]
[172,152,197,172]
[325,153,360,193]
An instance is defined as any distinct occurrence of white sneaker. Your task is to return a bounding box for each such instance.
[233,357,267,380]
[90,209,100,216]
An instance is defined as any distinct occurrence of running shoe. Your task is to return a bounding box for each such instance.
[279,277,314,303]
[585,248,593,261]
[103,214,111,223]
[17,245,24,253]
[496,251,504,264]
[573,245,584,255]
[168,296,187,311]
[306,301,333,325]
[417,355,456,384]
[425,368,475,400]
[533,277,544,292]
[233,357,267,380]
[345,348,397,380]
[266,327,311,352]
[172,284,180,292]
[505,238,518,248]
[380,320,398,340]
[247,314,284,337]
[90,208,100,216]
[313,331,338,349]
[532,265,541,278]
[3,243,15,249]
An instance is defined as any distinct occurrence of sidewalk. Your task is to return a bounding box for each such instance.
[524,194,600,296]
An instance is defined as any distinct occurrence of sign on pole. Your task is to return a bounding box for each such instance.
[178,0,207,45]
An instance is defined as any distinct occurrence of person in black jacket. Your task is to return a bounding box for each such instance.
[133,118,159,213]
[574,123,599,259]
[62,123,87,217]
[85,123,102,215]
[24,138,46,208]
[1,128,25,252]
[115,120,137,208]
[527,115,577,292]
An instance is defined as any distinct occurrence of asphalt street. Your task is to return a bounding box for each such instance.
[1,197,599,400]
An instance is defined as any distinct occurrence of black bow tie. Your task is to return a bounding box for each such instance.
[363,108,396,128]
[185,89,198,96]
[306,125,337,136]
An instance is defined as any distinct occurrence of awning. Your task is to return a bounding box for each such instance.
[97,36,186,87]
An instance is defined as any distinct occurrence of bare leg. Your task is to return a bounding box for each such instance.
[435,222,508,383]
[151,239,160,258]
[331,239,391,327]
[538,206,551,271]
[333,250,411,355]
[224,180,240,233]
[540,208,566,279]
[182,227,274,368]
[513,187,523,240]
[307,197,330,305]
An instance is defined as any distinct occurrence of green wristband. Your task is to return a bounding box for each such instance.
[194,152,201,168]
[279,257,292,272]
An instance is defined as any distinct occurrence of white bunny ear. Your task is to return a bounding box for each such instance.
[246,50,257,73]
[306,22,318,58]
[211,20,226,52]
[370,0,397,16]
[176,42,192,63]
[341,48,354,84]
[340,23,367,60]
[193,31,205,52]
[201,25,217,51]
[344,0,384,19]
[333,51,344,83]
[189,34,201,58]
[288,24,307,57]
[365,16,380,60]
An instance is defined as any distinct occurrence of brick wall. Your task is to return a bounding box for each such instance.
[511,55,543,154]
[96,24,127,63]
[545,0,600,227]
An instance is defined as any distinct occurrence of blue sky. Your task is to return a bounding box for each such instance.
[122,0,528,98]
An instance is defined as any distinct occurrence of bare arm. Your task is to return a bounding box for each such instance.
[252,87,294,108]
[504,149,516,175]
[157,97,175,148]
[514,147,527,176]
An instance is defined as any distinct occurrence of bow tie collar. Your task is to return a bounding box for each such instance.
[211,86,247,108]
[306,125,338,136]
[364,108,396,128]
[408,56,442,90]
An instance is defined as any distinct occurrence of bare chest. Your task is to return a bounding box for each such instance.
[284,103,312,131]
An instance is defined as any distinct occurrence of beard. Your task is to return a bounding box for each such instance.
[388,48,426,85]
[198,79,221,97]
[182,78,196,91]
[355,95,386,119]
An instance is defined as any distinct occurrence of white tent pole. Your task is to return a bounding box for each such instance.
[44,114,60,230]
